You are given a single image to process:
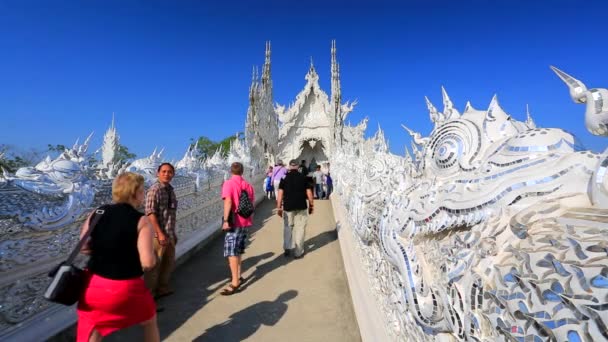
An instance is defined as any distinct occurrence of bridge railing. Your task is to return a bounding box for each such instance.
[0,168,265,341]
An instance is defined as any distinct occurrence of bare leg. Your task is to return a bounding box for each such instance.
[141,315,160,342]
[228,256,239,286]
[88,329,103,342]
[236,255,242,280]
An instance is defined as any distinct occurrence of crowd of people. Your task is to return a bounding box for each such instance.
[266,159,332,200]
[73,159,326,341]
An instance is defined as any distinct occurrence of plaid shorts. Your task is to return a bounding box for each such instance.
[223,228,248,257]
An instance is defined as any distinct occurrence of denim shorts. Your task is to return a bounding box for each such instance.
[223,228,248,257]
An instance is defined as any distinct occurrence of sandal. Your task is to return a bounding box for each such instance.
[220,283,240,296]
[154,290,175,300]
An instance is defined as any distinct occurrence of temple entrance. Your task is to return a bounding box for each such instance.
[297,139,328,174]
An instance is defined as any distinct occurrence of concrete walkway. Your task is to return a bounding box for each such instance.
[107,198,360,342]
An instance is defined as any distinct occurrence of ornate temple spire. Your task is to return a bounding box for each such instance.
[331,40,343,142]
[101,113,119,172]
[262,41,272,89]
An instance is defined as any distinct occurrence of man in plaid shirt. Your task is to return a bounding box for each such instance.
[144,163,178,301]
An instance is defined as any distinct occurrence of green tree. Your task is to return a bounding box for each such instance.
[190,133,244,159]
[116,144,136,163]
[47,144,68,154]
[190,136,217,158]
[0,145,32,173]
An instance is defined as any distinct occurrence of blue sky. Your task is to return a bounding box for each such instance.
[2,0,608,161]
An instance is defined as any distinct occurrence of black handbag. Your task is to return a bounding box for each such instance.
[43,209,104,306]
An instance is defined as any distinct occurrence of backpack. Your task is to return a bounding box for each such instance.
[237,185,254,218]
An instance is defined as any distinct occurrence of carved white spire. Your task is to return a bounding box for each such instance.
[305,56,319,84]
[525,104,536,129]
[372,124,388,153]
[101,113,120,175]
[262,41,271,89]
[425,96,444,127]
[331,40,343,142]
[483,94,517,141]
[463,101,476,114]
[441,86,460,120]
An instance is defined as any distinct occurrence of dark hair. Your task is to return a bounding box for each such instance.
[316,165,321,170]
[231,162,244,175]
[301,160,306,163]
[157,162,175,173]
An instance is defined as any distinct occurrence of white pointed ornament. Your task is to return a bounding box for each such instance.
[441,86,460,120]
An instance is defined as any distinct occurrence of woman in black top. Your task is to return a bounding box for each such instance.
[76,172,158,342]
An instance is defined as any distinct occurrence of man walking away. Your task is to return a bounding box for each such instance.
[145,163,178,302]
[313,165,324,199]
[277,159,314,258]
[298,160,308,176]
[220,162,255,295]
[271,160,287,200]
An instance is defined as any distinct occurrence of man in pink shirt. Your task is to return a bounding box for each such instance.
[220,162,254,295]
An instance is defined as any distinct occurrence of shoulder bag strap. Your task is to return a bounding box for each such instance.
[65,208,105,264]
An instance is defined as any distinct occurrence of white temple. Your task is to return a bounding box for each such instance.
[249,41,355,169]
[2,41,608,342]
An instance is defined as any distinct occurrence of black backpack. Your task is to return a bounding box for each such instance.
[237,187,254,218]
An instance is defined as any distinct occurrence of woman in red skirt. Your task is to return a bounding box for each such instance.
[77,172,159,342]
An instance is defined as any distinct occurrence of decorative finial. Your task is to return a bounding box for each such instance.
[441,86,460,120]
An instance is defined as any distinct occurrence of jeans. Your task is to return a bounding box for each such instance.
[315,184,324,199]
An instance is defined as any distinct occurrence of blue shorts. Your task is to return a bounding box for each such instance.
[224,228,248,257]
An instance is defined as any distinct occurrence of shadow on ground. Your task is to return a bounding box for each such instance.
[77,198,344,341]
[239,228,338,291]
[193,290,298,342]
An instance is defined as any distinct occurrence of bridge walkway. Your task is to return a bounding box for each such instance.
[107,198,360,342]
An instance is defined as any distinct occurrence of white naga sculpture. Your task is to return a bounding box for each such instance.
[1,134,96,229]
[332,67,608,341]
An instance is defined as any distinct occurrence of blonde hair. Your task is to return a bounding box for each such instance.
[112,172,145,203]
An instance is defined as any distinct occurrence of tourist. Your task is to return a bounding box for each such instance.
[325,172,333,198]
[270,160,287,199]
[313,165,324,199]
[77,172,159,342]
[220,162,255,295]
[277,159,314,258]
[298,159,308,176]
[144,163,178,302]
[264,166,274,199]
